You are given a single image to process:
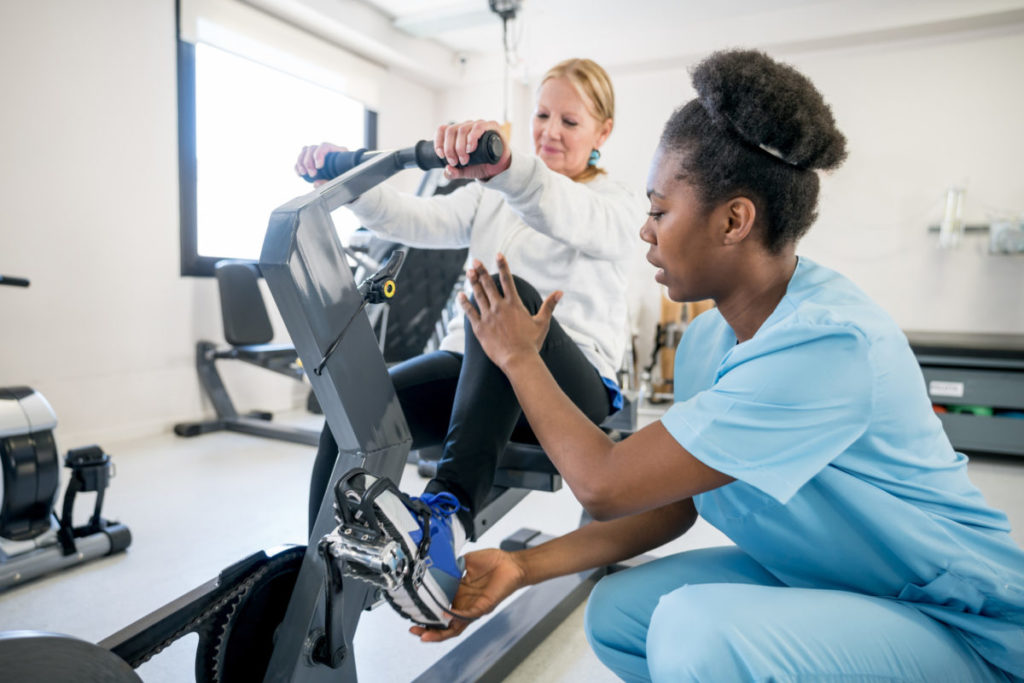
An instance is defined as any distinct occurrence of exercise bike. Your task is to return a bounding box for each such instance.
[0,133,574,682]
[0,276,131,594]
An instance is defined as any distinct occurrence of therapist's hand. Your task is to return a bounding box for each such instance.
[409,548,527,642]
[459,254,561,374]
[435,120,511,181]
[295,142,347,187]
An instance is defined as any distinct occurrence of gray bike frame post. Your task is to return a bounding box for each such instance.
[259,153,415,682]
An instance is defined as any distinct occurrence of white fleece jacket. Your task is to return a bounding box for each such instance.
[345,152,647,380]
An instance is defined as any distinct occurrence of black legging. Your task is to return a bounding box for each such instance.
[309,275,612,537]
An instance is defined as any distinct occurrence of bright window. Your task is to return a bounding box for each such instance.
[179,40,372,275]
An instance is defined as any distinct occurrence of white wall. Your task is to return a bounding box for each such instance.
[605,24,1024,348]
[0,1,440,447]
[372,71,443,193]
[0,2,193,448]
[799,28,1024,333]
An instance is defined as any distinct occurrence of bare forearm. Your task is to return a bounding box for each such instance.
[516,499,697,586]
[502,352,732,521]
[503,352,615,498]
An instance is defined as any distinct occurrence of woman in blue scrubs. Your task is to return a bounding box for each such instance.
[413,49,1024,681]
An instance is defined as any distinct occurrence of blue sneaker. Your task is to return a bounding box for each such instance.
[330,469,465,627]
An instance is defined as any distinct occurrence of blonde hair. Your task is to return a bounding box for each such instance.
[541,58,614,182]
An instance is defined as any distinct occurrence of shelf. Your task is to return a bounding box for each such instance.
[934,412,1024,457]
[907,330,1024,458]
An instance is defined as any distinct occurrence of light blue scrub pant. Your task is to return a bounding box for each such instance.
[584,546,1010,682]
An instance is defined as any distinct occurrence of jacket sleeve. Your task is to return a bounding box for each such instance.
[483,153,646,261]
[344,181,482,249]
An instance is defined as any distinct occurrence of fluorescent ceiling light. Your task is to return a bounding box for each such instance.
[393,2,497,37]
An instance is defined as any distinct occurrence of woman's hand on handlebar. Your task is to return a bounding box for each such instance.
[435,121,511,181]
[295,142,347,187]
[410,547,528,642]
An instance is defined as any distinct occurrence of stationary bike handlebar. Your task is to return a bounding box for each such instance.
[0,275,29,287]
[302,130,504,183]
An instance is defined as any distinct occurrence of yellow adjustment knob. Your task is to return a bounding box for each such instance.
[383,280,396,298]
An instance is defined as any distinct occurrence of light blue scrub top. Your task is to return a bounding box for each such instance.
[661,257,1024,678]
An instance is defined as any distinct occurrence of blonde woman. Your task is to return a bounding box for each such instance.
[295,58,646,626]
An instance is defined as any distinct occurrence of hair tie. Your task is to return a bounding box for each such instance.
[756,142,802,168]
[702,100,804,169]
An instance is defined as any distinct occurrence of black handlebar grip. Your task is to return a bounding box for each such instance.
[413,130,504,170]
[0,275,30,287]
[300,130,504,183]
[301,148,369,183]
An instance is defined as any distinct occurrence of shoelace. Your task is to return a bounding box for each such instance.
[418,491,461,518]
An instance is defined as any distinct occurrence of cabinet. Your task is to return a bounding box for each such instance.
[907,331,1024,457]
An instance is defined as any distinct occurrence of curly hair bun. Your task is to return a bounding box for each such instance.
[693,50,847,171]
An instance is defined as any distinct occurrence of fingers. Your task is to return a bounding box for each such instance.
[538,290,563,322]
[434,124,448,162]
[495,253,518,302]
[463,256,524,313]
[295,145,316,177]
[465,120,497,156]
[455,125,471,167]
[457,292,478,323]
[464,262,491,312]
[409,617,471,642]
[295,142,346,179]
[471,260,504,310]
[313,141,334,170]
[437,120,503,169]
[440,123,461,168]
[460,256,537,323]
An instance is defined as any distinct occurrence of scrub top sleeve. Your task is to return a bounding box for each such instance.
[661,324,873,503]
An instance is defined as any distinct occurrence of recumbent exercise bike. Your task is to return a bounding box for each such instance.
[0,132,634,682]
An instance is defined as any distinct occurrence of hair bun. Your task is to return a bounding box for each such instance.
[693,50,847,171]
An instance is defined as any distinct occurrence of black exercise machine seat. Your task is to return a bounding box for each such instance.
[172,260,321,446]
[495,403,634,481]
[214,260,301,371]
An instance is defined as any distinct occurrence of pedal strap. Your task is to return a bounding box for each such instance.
[357,477,393,530]
[399,493,434,558]
[334,472,389,538]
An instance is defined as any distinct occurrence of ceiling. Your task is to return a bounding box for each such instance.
[358,0,1024,76]
[256,0,1024,86]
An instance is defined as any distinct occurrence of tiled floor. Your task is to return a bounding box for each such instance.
[0,408,1021,682]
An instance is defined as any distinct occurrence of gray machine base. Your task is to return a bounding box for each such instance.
[174,340,321,447]
[0,530,119,591]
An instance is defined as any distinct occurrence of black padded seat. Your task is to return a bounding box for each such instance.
[217,261,275,346]
[497,441,559,475]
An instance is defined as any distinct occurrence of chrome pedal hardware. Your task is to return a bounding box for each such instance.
[322,526,409,592]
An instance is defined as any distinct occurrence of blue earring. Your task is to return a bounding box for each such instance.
[588,149,600,166]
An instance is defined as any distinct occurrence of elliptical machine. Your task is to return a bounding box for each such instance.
[0,276,131,592]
